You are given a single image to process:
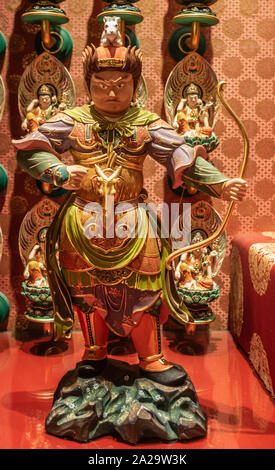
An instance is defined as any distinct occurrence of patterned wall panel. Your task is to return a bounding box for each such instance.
[0,0,274,331]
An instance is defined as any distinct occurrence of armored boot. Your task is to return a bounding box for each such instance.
[131,312,187,387]
[75,306,109,378]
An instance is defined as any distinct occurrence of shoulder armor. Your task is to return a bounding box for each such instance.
[47,112,75,124]
[147,118,174,131]
[120,125,152,152]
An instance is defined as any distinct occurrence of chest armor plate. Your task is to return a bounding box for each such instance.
[69,122,151,203]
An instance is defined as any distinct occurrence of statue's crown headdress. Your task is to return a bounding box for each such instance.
[185,82,200,97]
[82,43,142,93]
[37,83,56,97]
[96,45,128,69]
[191,231,204,244]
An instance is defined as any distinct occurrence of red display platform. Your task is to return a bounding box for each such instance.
[0,329,275,450]
[229,232,275,397]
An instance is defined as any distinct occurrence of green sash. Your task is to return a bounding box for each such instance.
[45,191,76,341]
[65,205,148,270]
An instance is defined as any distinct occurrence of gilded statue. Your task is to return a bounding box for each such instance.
[13,42,247,385]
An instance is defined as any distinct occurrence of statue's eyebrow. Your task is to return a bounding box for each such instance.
[93,74,130,82]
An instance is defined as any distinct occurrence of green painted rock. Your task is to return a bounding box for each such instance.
[45,359,207,444]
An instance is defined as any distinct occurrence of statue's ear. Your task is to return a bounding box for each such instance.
[103,17,107,24]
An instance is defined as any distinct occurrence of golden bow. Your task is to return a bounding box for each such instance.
[164,81,249,325]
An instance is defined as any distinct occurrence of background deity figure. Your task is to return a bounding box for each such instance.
[23,244,48,288]
[175,232,218,291]
[173,82,216,139]
[21,83,66,134]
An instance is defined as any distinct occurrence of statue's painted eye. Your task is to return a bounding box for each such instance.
[117,83,124,88]
[99,83,107,89]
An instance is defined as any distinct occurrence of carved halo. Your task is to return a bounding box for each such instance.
[18,198,59,267]
[18,52,76,120]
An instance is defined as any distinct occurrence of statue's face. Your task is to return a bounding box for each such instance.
[187,93,199,108]
[39,94,51,110]
[90,70,134,115]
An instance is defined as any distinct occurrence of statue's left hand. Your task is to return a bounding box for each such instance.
[221,178,248,201]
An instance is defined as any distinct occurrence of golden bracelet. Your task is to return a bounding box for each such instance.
[52,165,71,187]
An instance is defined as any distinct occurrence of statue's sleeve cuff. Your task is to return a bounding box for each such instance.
[172,145,208,189]
[40,164,70,186]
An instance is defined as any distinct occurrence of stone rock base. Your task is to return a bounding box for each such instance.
[45,359,207,445]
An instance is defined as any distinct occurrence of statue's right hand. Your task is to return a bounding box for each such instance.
[62,165,89,190]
